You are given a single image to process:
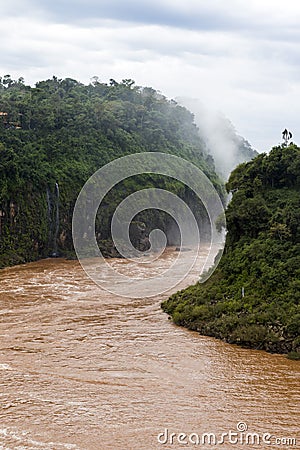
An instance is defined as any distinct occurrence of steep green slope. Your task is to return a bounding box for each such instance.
[162,144,300,358]
[0,75,224,267]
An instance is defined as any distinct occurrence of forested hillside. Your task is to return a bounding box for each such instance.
[0,75,224,267]
[162,144,300,359]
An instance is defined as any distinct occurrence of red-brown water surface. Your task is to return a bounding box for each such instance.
[0,249,299,449]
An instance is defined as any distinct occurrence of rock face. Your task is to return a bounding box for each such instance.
[98,221,150,258]
[130,221,150,252]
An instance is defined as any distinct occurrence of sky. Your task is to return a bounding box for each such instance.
[1,0,299,152]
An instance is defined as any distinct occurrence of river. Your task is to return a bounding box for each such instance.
[0,249,299,449]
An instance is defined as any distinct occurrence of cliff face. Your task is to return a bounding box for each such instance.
[0,76,226,267]
[162,144,300,358]
[0,187,49,266]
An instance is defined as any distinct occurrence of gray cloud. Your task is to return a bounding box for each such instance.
[19,0,244,31]
[6,0,300,39]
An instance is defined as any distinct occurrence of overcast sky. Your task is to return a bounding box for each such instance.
[1,0,299,152]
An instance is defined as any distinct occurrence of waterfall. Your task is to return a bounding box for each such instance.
[46,187,53,246]
[52,182,60,257]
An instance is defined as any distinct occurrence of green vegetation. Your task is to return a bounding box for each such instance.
[2,75,296,356]
[162,144,300,357]
[0,75,225,266]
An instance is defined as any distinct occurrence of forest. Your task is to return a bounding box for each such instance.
[162,144,300,359]
[0,75,230,266]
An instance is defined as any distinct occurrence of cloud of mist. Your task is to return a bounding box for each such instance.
[177,98,257,179]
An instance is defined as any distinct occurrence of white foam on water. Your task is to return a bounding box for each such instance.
[0,364,12,370]
[0,427,79,450]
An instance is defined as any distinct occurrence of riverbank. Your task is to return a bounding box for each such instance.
[0,225,149,268]
[162,288,300,360]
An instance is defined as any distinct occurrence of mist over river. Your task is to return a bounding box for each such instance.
[0,249,299,449]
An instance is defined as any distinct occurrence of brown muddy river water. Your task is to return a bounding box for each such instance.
[0,248,299,449]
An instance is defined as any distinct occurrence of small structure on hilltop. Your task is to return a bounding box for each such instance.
[0,111,22,129]
[282,129,293,147]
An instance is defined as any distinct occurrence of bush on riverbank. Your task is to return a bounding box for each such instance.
[162,144,300,357]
